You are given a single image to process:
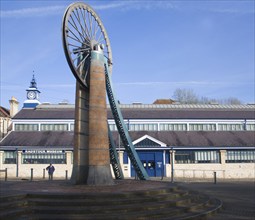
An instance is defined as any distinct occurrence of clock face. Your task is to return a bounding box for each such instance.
[27,91,36,99]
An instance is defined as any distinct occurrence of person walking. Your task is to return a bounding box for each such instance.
[46,164,55,180]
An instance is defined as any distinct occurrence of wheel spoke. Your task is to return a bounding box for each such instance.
[97,31,104,45]
[96,38,106,45]
[76,53,89,70]
[67,35,90,49]
[75,8,88,41]
[67,26,84,44]
[91,16,97,40]
[77,8,87,39]
[72,52,83,63]
[70,14,86,42]
[63,2,112,88]
[93,21,99,40]
[81,8,91,40]
[89,12,93,39]
[82,67,89,81]
[67,34,83,45]
[68,23,80,44]
[68,43,79,48]
[83,68,89,82]
[72,48,90,54]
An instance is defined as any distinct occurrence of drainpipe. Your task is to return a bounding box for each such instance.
[243,119,247,131]
[163,150,166,179]
[16,148,19,177]
[170,147,174,183]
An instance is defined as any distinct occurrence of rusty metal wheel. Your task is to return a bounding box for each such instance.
[62,2,112,88]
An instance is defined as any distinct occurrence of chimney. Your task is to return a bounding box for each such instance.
[9,97,19,117]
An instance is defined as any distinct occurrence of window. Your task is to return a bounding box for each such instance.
[226,150,255,163]
[129,123,158,131]
[70,124,75,131]
[41,124,68,131]
[123,152,128,164]
[15,124,38,131]
[165,152,170,164]
[22,152,66,164]
[189,124,216,131]
[246,124,255,131]
[3,151,16,164]
[218,124,243,131]
[109,124,117,131]
[175,150,220,164]
[160,123,187,131]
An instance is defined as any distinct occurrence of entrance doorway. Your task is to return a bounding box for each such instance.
[131,151,163,177]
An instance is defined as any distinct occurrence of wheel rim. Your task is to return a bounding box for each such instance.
[62,2,112,88]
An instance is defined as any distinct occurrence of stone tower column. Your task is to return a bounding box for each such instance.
[86,50,113,185]
[71,82,90,184]
[71,48,113,185]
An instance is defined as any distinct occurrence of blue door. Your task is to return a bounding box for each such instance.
[131,151,163,177]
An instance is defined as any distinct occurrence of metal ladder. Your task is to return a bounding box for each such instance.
[105,63,149,180]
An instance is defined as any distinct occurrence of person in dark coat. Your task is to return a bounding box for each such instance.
[46,164,55,180]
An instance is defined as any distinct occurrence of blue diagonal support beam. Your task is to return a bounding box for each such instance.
[108,125,124,180]
[104,62,149,180]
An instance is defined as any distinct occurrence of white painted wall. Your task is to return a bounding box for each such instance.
[0,150,254,180]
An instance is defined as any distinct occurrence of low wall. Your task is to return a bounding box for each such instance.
[1,162,254,180]
[0,164,72,180]
[165,163,255,180]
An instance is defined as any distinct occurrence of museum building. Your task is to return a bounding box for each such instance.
[0,77,254,180]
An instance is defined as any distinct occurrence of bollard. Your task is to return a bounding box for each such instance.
[5,168,7,181]
[43,169,45,179]
[65,170,68,180]
[31,168,33,181]
[214,171,217,184]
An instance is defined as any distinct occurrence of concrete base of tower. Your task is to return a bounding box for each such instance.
[86,165,114,185]
[70,165,89,185]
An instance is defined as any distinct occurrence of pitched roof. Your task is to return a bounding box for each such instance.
[110,131,255,148]
[133,135,167,146]
[1,131,253,149]
[13,108,74,119]
[13,104,255,120]
[0,131,74,148]
[0,106,10,118]
[108,104,255,119]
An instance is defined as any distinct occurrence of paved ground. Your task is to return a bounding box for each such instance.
[177,181,255,220]
[0,179,174,196]
[0,178,254,220]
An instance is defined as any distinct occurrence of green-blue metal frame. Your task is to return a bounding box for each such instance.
[104,61,149,180]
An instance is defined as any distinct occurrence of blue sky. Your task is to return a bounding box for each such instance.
[0,0,254,109]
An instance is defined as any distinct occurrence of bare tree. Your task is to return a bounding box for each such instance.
[172,89,243,105]
[173,88,199,104]
[219,97,242,105]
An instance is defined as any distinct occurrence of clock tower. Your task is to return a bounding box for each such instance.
[23,75,41,108]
